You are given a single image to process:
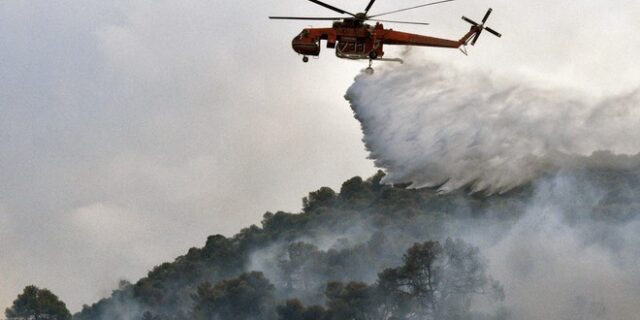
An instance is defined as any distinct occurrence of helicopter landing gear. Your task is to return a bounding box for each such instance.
[302,56,309,63]
[365,59,374,74]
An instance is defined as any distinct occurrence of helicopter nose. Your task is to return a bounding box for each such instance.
[292,37,321,56]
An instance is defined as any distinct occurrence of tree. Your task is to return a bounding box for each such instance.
[277,300,327,320]
[5,285,71,320]
[141,311,161,320]
[278,242,323,292]
[191,272,276,320]
[303,187,337,212]
[300,305,327,320]
[277,300,305,320]
[324,281,379,320]
[339,177,374,208]
[377,239,504,320]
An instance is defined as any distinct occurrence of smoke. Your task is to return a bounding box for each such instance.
[345,54,640,194]
[71,162,640,320]
[64,55,640,320]
[340,56,640,319]
[481,172,640,320]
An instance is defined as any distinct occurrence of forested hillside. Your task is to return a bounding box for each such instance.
[72,167,640,320]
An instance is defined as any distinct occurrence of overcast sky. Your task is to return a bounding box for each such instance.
[1,0,640,313]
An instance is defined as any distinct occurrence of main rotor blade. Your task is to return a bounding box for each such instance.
[369,0,455,18]
[482,8,492,23]
[307,0,355,16]
[485,26,502,37]
[270,16,344,21]
[369,19,430,26]
[462,16,479,26]
[365,0,377,14]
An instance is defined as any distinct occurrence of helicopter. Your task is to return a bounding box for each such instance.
[270,0,501,73]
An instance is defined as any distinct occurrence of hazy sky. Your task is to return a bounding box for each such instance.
[1,0,640,313]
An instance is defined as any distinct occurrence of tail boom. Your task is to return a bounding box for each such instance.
[382,26,480,49]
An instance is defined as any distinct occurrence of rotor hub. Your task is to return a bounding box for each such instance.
[355,12,368,21]
[461,8,502,45]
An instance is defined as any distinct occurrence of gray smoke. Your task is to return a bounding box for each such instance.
[484,172,640,320]
[345,54,640,194]
[56,55,640,320]
[339,55,640,319]
[246,173,640,320]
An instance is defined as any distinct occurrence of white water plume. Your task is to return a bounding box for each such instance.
[345,56,640,194]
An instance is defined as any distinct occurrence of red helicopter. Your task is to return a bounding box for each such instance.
[270,0,501,73]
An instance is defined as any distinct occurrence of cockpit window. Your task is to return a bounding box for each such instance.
[297,30,309,39]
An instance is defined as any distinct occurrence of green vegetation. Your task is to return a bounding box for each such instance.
[9,168,639,319]
[5,285,71,320]
[191,272,276,320]
[277,238,503,320]
[69,171,518,319]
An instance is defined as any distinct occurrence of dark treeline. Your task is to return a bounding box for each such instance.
[72,171,517,320]
[11,167,638,320]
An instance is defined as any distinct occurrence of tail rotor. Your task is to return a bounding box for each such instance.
[462,8,502,46]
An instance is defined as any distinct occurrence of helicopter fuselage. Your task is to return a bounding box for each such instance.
[292,22,476,61]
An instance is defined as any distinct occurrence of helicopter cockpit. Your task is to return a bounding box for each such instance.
[291,29,321,57]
